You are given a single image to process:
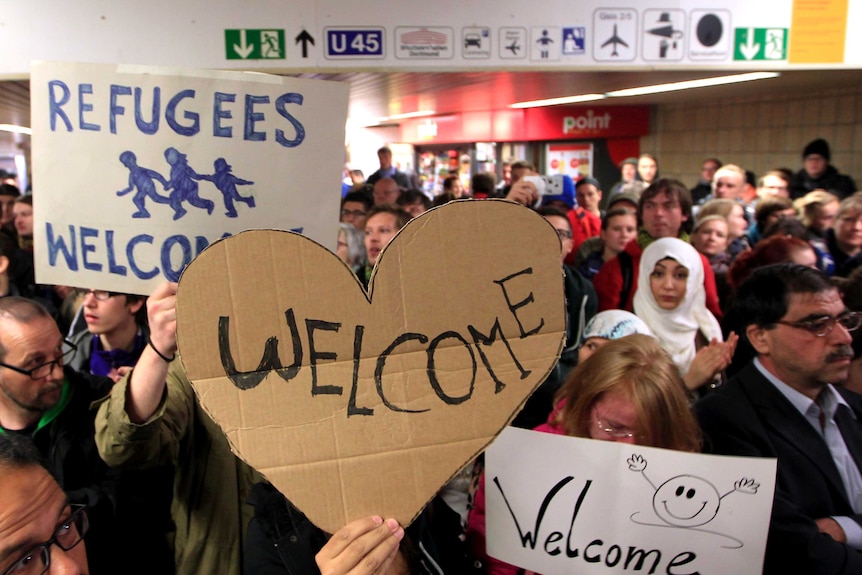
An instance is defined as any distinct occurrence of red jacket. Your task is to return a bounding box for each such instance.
[564,207,601,265]
[594,238,723,318]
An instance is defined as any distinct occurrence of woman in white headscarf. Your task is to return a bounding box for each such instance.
[634,237,738,390]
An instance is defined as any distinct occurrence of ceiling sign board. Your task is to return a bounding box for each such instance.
[1,0,856,75]
[175,200,567,533]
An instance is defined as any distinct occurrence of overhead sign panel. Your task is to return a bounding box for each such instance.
[395,26,454,59]
[225,29,286,60]
[593,9,637,61]
[0,1,857,74]
[734,28,789,60]
[688,10,732,60]
[324,28,385,59]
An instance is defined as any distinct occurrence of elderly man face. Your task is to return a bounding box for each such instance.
[749,288,854,396]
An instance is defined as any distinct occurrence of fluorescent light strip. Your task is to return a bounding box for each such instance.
[509,72,781,109]
[383,110,436,121]
[509,94,605,109]
[0,124,32,135]
[605,72,780,97]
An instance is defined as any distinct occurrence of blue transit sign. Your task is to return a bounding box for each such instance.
[325,28,385,58]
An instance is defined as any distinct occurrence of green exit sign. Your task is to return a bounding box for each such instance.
[734,28,788,61]
[225,29,285,60]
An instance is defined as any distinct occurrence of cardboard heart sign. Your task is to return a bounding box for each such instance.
[176,199,565,533]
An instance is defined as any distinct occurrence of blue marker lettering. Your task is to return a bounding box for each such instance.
[213,92,235,138]
[165,89,200,136]
[275,93,305,148]
[48,80,73,132]
[105,230,128,276]
[135,87,161,135]
[78,84,101,131]
[161,235,192,282]
[80,226,102,271]
[244,95,269,142]
[109,85,132,134]
[127,234,159,279]
[45,223,78,271]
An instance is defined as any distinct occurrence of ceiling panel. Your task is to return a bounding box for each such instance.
[3,69,861,149]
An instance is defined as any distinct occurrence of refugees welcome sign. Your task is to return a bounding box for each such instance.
[31,61,349,294]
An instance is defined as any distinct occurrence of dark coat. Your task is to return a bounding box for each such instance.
[0,368,174,574]
[697,362,862,574]
[790,165,857,200]
[244,482,483,575]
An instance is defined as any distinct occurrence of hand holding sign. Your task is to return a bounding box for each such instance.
[176,199,566,533]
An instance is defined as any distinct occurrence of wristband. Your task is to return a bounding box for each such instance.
[148,337,176,363]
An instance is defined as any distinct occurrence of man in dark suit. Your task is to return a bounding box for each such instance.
[365,146,412,190]
[698,263,862,574]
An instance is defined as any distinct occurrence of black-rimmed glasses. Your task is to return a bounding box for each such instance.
[0,505,88,575]
[74,288,117,301]
[775,311,862,337]
[0,341,77,380]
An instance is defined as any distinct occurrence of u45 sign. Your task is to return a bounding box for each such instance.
[325,28,385,59]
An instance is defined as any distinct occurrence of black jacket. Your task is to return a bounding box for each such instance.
[244,482,484,575]
[790,165,857,200]
[2,368,174,575]
[697,363,862,574]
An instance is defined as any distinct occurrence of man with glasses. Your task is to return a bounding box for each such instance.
[340,190,372,231]
[698,263,862,574]
[0,433,89,575]
[0,295,172,574]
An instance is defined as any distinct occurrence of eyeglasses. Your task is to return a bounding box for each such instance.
[775,311,862,337]
[554,229,573,240]
[340,209,367,218]
[1,505,88,575]
[74,288,116,301]
[0,341,77,380]
[593,409,638,439]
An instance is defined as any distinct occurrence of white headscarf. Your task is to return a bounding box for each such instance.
[633,237,722,374]
[581,310,654,343]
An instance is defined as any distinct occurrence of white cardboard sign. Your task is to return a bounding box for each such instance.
[31,61,349,294]
[485,427,777,575]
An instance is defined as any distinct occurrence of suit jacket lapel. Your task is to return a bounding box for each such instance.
[740,364,850,503]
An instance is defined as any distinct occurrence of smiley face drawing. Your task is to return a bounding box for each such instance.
[653,475,721,527]
[626,454,759,548]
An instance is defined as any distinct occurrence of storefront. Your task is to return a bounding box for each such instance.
[399,105,650,195]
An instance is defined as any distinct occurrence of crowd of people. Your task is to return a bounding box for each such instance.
[1,138,862,575]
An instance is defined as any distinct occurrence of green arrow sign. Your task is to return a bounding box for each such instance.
[734,28,788,61]
[225,29,286,60]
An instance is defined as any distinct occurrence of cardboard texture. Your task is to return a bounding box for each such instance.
[176,199,566,533]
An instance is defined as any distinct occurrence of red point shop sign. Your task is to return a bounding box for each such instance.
[400,106,648,144]
[525,106,649,140]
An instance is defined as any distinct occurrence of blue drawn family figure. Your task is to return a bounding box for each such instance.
[199,158,256,218]
[116,151,171,218]
[164,147,215,220]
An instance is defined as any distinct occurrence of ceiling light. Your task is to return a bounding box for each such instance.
[509,94,606,109]
[0,124,32,135]
[358,110,437,128]
[605,72,780,97]
[382,110,436,121]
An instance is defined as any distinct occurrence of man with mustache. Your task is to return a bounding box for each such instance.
[698,263,862,574]
[0,295,173,574]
